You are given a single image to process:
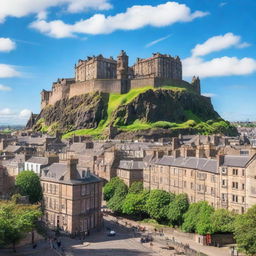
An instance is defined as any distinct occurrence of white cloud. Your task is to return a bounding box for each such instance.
[146,34,171,48]
[183,56,256,78]
[0,0,112,23]
[0,64,20,78]
[0,84,12,91]
[0,38,16,52]
[0,108,14,116]
[19,109,32,119]
[30,2,209,38]
[192,33,250,57]
[219,2,227,7]
[202,93,216,98]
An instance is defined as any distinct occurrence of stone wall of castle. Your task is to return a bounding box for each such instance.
[69,79,123,98]
[40,51,200,109]
[75,55,117,82]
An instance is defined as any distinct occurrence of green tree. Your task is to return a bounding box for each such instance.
[16,171,42,204]
[107,181,128,213]
[146,189,174,222]
[182,201,214,235]
[103,177,123,201]
[211,209,237,233]
[0,201,42,251]
[168,194,189,226]
[128,181,143,194]
[234,205,256,256]
[122,190,149,217]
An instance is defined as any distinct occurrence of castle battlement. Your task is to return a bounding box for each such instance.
[41,51,200,109]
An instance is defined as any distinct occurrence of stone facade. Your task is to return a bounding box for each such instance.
[144,155,252,214]
[41,51,200,109]
[41,159,103,235]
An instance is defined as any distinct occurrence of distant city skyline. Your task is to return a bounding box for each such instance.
[0,0,256,124]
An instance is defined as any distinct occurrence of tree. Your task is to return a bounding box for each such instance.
[0,201,42,251]
[107,181,128,213]
[146,189,174,222]
[168,194,189,226]
[122,190,149,217]
[211,209,237,233]
[128,181,143,194]
[16,171,42,204]
[103,177,123,201]
[234,205,256,256]
[182,201,214,235]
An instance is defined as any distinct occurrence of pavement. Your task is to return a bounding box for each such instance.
[0,215,232,256]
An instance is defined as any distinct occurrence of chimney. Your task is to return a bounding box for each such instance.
[172,137,180,150]
[64,158,79,181]
[173,149,180,158]
[218,154,225,166]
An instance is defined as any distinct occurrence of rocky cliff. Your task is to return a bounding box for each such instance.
[30,87,237,139]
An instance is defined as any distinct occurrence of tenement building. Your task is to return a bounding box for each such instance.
[41,51,201,109]
[144,154,256,214]
[41,159,103,235]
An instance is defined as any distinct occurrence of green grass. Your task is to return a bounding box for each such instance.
[61,85,236,138]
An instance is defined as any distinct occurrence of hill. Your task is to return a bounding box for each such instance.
[30,85,237,139]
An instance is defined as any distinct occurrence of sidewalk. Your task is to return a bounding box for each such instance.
[105,214,231,256]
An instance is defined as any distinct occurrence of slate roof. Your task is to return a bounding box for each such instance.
[222,155,251,167]
[3,145,22,153]
[26,156,49,165]
[118,160,145,170]
[41,162,101,184]
[157,156,218,174]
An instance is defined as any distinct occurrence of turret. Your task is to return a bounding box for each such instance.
[117,50,129,80]
[191,76,201,94]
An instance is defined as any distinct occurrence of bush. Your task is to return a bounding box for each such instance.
[128,182,143,194]
[234,205,256,256]
[107,181,128,213]
[146,190,174,222]
[122,190,149,217]
[168,194,189,226]
[211,209,237,233]
[182,201,214,235]
[103,177,123,201]
[16,171,42,204]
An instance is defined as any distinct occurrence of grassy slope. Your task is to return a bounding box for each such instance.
[61,85,234,138]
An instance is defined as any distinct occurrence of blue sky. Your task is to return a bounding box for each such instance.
[0,0,256,124]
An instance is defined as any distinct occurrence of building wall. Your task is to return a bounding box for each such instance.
[116,168,143,187]
[245,159,256,208]
[144,163,249,213]
[41,180,102,234]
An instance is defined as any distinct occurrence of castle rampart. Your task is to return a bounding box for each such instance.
[41,51,200,109]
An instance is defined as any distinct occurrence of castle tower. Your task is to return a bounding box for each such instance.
[191,76,201,95]
[117,50,129,80]
[117,50,130,93]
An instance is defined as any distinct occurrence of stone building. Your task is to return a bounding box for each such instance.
[144,154,254,213]
[132,53,182,80]
[41,159,103,235]
[116,160,145,187]
[41,51,201,109]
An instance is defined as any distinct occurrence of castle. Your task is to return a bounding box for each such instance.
[41,51,201,109]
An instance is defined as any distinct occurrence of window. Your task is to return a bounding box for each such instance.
[233,169,238,176]
[183,181,187,188]
[242,184,245,190]
[211,175,216,183]
[242,196,245,203]
[232,195,238,202]
[221,193,227,202]
[222,179,227,187]
[242,169,245,176]
[222,168,227,175]
[232,182,239,189]
[190,183,194,190]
